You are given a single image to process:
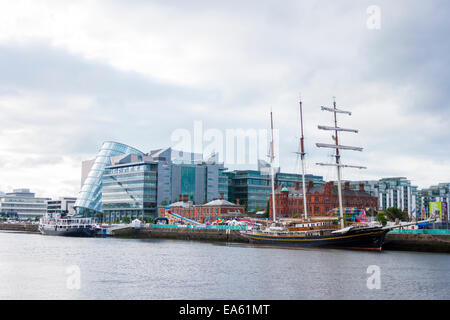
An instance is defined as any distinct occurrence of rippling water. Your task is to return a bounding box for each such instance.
[0,231,448,300]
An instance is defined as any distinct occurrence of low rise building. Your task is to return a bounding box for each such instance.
[0,189,49,220]
[269,181,378,219]
[158,194,245,223]
[46,197,77,215]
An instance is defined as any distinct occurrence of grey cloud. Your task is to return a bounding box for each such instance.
[0,1,448,192]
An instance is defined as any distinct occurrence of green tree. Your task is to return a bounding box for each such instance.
[122,216,131,224]
[161,200,168,207]
[376,212,387,226]
[385,207,408,221]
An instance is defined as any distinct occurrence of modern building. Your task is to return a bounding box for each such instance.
[101,154,158,222]
[344,177,419,217]
[75,143,229,220]
[75,141,145,217]
[269,181,378,219]
[0,189,49,220]
[227,170,324,213]
[417,182,450,219]
[47,197,77,215]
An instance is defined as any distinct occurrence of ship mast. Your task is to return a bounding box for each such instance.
[270,111,277,222]
[316,98,366,229]
[298,97,308,220]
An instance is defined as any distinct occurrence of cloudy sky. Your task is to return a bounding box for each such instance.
[0,0,449,198]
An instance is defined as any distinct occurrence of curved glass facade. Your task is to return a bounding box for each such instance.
[74,141,144,217]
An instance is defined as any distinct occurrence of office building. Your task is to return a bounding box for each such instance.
[102,154,158,222]
[227,170,324,213]
[75,142,228,219]
[75,141,145,217]
[0,189,48,220]
[47,197,77,215]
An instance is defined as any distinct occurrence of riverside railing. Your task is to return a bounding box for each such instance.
[390,229,450,235]
[150,224,248,230]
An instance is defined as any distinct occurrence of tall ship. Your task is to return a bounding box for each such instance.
[39,212,99,237]
[241,98,426,251]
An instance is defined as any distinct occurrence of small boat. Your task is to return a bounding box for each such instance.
[39,213,99,237]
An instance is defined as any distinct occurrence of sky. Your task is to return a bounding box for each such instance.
[0,0,449,198]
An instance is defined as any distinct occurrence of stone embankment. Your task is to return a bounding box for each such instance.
[384,232,450,253]
[112,226,248,243]
[0,222,39,233]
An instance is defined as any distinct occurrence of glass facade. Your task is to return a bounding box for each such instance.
[228,170,324,212]
[180,166,196,201]
[102,162,158,222]
[74,141,144,217]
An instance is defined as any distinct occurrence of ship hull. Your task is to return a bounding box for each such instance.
[242,228,389,251]
[39,226,97,237]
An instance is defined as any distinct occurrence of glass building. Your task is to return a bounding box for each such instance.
[227,170,324,212]
[74,141,144,217]
[102,156,158,222]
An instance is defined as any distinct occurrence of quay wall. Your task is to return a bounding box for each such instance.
[384,232,450,253]
[112,226,249,243]
[0,223,39,233]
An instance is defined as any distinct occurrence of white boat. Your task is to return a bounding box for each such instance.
[39,213,98,237]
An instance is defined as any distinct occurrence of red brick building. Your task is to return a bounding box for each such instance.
[269,181,377,219]
[158,194,245,223]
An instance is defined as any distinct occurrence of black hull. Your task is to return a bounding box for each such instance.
[39,227,97,237]
[242,228,389,251]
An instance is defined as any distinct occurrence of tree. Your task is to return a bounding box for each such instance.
[161,200,168,207]
[376,212,387,226]
[122,216,131,224]
[385,207,408,221]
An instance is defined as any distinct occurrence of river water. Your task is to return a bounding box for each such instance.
[0,231,448,300]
